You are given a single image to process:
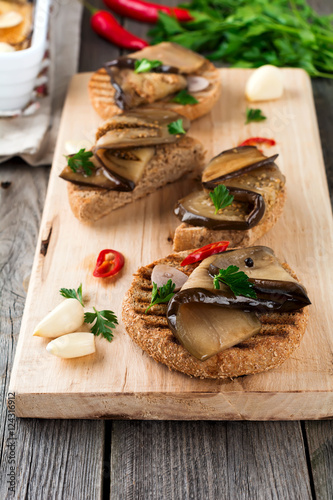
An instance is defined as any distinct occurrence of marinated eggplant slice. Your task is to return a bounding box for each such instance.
[107,65,187,109]
[94,146,155,191]
[202,146,279,188]
[59,164,119,190]
[210,247,296,282]
[130,42,206,74]
[95,110,190,150]
[167,248,310,342]
[174,303,261,361]
[166,247,310,362]
[225,164,285,206]
[209,246,311,309]
[174,187,265,230]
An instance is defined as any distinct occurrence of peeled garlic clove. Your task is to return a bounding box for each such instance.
[33,298,85,338]
[0,11,23,28]
[0,42,15,53]
[187,76,209,93]
[245,65,284,102]
[46,332,95,359]
[64,139,93,155]
[151,264,188,291]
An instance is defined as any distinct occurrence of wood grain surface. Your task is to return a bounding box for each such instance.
[0,0,332,498]
[7,68,333,420]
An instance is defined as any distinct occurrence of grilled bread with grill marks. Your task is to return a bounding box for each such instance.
[173,187,286,251]
[89,61,221,122]
[122,251,309,379]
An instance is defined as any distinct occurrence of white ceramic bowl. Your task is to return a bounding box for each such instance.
[0,0,50,112]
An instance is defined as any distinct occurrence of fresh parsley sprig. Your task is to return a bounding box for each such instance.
[66,149,94,176]
[84,308,118,342]
[134,58,163,73]
[245,108,267,124]
[209,184,234,214]
[168,119,186,135]
[172,89,199,105]
[149,3,333,79]
[213,265,257,299]
[145,279,176,313]
[60,283,84,307]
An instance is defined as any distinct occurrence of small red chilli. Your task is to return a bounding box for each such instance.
[103,0,193,23]
[239,137,276,148]
[84,1,148,50]
[93,249,125,278]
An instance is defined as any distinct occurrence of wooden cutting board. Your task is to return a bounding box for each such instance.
[9,69,333,420]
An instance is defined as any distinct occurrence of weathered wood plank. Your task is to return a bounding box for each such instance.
[305,421,333,500]
[0,164,105,500]
[110,420,312,500]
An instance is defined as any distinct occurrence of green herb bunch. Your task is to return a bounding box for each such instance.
[149,0,333,78]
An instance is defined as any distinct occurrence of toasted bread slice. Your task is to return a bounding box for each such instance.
[122,250,309,379]
[67,136,205,223]
[89,60,221,122]
[173,187,286,251]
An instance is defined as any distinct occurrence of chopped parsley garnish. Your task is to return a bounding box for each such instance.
[145,279,176,313]
[209,184,234,214]
[66,149,94,176]
[84,308,118,342]
[172,90,199,105]
[60,283,84,307]
[246,108,267,125]
[134,58,163,73]
[213,265,257,299]
[168,119,186,135]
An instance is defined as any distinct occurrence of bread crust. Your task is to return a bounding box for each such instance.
[66,136,205,222]
[89,61,221,121]
[122,250,309,379]
[173,187,286,251]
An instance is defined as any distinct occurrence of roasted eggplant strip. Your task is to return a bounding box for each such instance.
[175,187,265,231]
[59,165,120,190]
[94,110,190,150]
[202,146,279,188]
[167,247,310,346]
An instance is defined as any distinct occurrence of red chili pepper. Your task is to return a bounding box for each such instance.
[103,0,193,23]
[239,137,276,148]
[84,1,148,50]
[181,241,230,267]
[93,249,125,278]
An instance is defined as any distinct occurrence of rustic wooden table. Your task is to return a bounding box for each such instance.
[0,0,332,498]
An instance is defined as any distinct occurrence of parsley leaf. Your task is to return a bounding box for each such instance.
[84,308,118,342]
[172,89,199,105]
[213,265,257,299]
[209,184,234,214]
[168,119,186,135]
[66,149,94,176]
[245,108,267,124]
[145,279,176,313]
[60,283,84,307]
[134,58,163,73]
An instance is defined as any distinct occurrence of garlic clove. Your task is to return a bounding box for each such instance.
[151,264,188,292]
[64,139,93,155]
[33,298,85,338]
[46,332,95,359]
[0,11,23,28]
[245,65,284,102]
[0,42,15,52]
[187,76,209,93]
